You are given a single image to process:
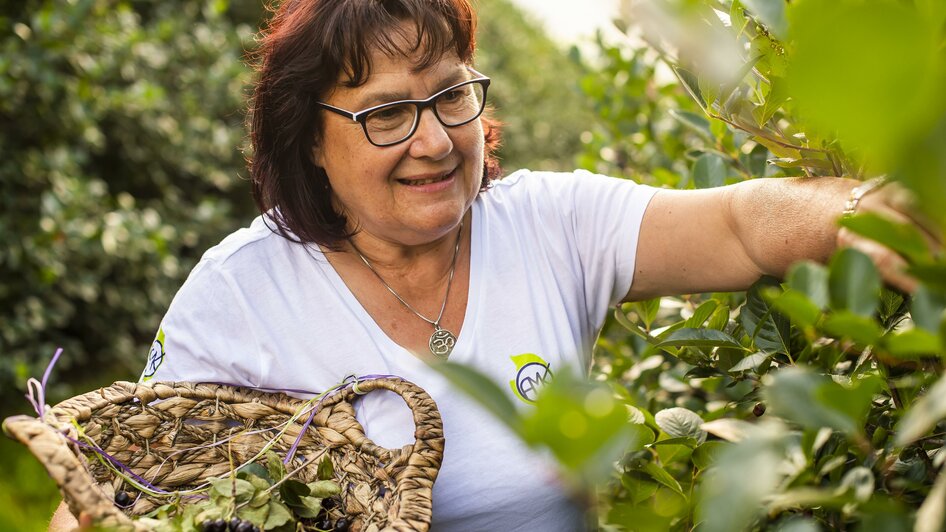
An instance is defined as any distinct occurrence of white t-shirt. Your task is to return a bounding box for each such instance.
[141,169,657,531]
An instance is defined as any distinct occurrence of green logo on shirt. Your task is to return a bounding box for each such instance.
[509,353,553,404]
[142,327,165,382]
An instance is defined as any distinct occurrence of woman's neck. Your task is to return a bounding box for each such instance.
[343,212,469,284]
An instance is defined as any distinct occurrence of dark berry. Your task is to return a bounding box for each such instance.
[334,518,350,532]
[377,486,388,498]
[322,497,337,510]
[114,491,132,506]
[235,521,254,532]
[200,521,223,532]
[752,402,766,417]
[229,517,242,531]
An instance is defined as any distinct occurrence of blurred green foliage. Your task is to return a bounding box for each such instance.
[0,0,601,528]
[0,0,262,401]
[507,0,946,530]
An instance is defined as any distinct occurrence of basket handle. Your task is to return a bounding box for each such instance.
[317,378,444,470]
[3,414,143,531]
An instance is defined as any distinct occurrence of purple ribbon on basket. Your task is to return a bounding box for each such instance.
[25,347,64,418]
[281,373,403,464]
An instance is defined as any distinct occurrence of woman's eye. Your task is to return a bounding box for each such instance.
[371,106,410,122]
[441,89,463,102]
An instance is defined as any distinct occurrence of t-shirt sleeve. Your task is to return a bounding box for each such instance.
[524,170,658,326]
[139,260,263,387]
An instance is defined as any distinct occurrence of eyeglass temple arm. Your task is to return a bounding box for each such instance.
[316,102,357,121]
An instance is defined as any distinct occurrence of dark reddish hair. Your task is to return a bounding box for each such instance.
[249,0,502,248]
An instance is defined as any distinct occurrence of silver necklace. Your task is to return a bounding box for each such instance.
[350,222,463,359]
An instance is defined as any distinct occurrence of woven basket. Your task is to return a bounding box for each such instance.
[3,378,443,531]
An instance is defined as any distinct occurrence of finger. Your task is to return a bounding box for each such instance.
[839,228,918,293]
[865,184,944,255]
[78,511,94,531]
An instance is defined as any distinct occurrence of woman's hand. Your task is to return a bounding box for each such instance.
[48,500,92,532]
[837,180,943,293]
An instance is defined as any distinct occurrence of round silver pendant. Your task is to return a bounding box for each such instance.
[429,328,457,359]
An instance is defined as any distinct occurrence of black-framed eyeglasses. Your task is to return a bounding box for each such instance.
[316,70,491,147]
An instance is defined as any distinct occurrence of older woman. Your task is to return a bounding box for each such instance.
[51,0,920,530]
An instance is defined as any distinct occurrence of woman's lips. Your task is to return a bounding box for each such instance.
[396,168,456,188]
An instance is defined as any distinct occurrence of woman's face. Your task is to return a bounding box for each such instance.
[314,44,485,248]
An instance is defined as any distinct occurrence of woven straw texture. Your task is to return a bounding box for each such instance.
[3,378,443,531]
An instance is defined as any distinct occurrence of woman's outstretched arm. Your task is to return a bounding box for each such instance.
[626,177,924,301]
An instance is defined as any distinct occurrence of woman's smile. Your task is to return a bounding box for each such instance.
[395,167,458,189]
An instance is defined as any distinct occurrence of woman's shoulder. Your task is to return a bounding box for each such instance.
[483,168,640,198]
[199,214,285,263]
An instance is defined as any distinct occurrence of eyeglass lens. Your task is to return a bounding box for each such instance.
[364,81,485,145]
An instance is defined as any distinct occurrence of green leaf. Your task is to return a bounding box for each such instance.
[768,289,820,329]
[910,264,946,293]
[822,311,883,346]
[729,352,770,373]
[685,299,719,328]
[433,361,522,434]
[265,450,286,483]
[626,423,657,453]
[697,433,785,532]
[306,480,341,499]
[753,77,789,127]
[764,367,880,436]
[655,328,747,350]
[642,461,683,495]
[739,143,769,178]
[879,288,907,322]
[669,109,712,139]
[913,286,946,334]
[278,479,309,506]
[786,261,829,309]
[897,374,946,445]
[707,304,731,331]
[693,153,727,189]
[769,157,835,171]
[829,248,881,317]
[210,477,256,503]
[741,276,791,354]
[653,487,687,518]
[631,297,661,330]
[692,441,727,470]
[237,463,271,483]
[840,212,933,265]
[614,306,653,340]
[654,407,707,444]
[288,496,323,519]
[263,501,293,529]
[742,0,787,39]
[520,371,634,484]
[787,0,944,168]
[884,329,942,358]
[236,500,268,526]
[317,455,333,481]
[673,65,706,109]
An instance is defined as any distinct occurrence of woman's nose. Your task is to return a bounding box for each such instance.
[408,108,453,160]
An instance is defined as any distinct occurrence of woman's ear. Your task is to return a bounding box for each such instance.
[310,138,325,168]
